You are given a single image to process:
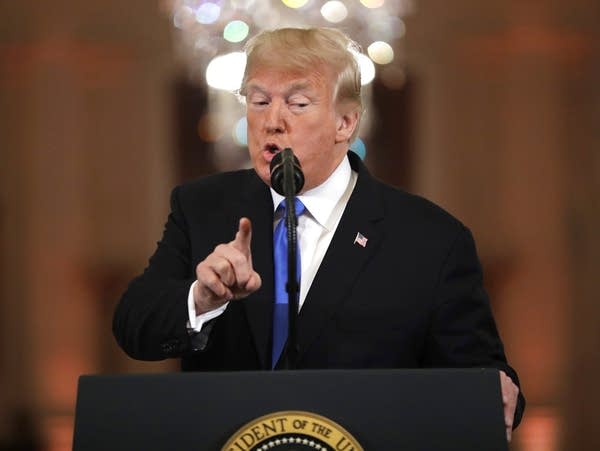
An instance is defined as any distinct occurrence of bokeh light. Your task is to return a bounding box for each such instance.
[350,138,367,160]
[360,0,385,8]
[281,0,309,8]
[232,117,248,146]
[195,2,221,25]
[223,20,250,43]
[353,52,376,85]
[368,41,394,65]
[367,14,406,41]
[170,0,416,94]
[205,52,247,91]
[320,1,348,23]
[173,5,195,30]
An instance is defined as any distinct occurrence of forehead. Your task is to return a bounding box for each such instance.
[245,66,334,95]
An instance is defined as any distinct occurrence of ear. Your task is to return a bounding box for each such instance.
[335,108,360,144]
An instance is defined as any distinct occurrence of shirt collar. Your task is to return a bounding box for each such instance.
[270,155,352,231]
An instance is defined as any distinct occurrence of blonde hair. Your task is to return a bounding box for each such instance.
[240,27,363,125]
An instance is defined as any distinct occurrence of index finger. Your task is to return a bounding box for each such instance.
[232,217,252,255]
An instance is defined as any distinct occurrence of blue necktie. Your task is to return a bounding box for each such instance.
[272,198,305,368]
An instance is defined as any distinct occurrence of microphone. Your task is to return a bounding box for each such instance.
[270,148,305,197]
[269,147,304,370]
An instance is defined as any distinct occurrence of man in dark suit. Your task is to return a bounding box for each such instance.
[113,27,524,439]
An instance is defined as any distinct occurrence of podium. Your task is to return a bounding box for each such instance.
[73,368,507,450]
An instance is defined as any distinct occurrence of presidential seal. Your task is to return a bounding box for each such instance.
[222,411,363,451]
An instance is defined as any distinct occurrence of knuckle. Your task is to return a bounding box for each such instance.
[248,275,261,290]
[230,252,247,268]
[196,260,209,273]
[214,258,231,275]
[205,274,223,293]
[214,243,228,254]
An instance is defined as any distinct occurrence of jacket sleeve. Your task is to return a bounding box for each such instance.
[112,186,195,360]
[423,225,526,427]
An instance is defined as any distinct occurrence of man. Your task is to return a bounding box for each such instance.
[113,27,524,439]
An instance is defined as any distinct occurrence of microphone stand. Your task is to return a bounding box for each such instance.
[282,149,300,369]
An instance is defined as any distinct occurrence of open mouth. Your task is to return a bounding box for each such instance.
[264,143,281,154]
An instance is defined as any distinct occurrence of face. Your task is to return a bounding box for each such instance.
[245,65,358,192]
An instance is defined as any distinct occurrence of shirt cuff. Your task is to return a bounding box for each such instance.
[187,280,229,332]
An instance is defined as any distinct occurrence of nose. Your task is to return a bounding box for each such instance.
[265,99,286,134]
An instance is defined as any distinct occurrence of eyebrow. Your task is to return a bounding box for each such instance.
[245,81,314,97]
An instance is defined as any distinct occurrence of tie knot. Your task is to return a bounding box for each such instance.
[277,198,305,217]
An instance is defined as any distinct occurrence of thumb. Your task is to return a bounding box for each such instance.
[232,217,252,255]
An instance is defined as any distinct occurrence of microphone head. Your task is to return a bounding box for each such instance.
[270,148,305,196]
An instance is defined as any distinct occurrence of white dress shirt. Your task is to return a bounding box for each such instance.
[187,155,357,332]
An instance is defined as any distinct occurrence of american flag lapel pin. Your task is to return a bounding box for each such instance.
[354,232,368,248]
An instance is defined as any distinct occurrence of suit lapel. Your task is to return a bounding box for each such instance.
[295,153,384,363]
[235,171,274,369]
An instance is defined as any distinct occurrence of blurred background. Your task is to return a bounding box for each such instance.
[0,0,598,450]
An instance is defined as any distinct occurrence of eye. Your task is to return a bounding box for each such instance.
[288,96,311,111]
[248,93,270,108]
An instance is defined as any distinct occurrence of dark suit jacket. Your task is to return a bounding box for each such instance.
[113,152,524,425]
